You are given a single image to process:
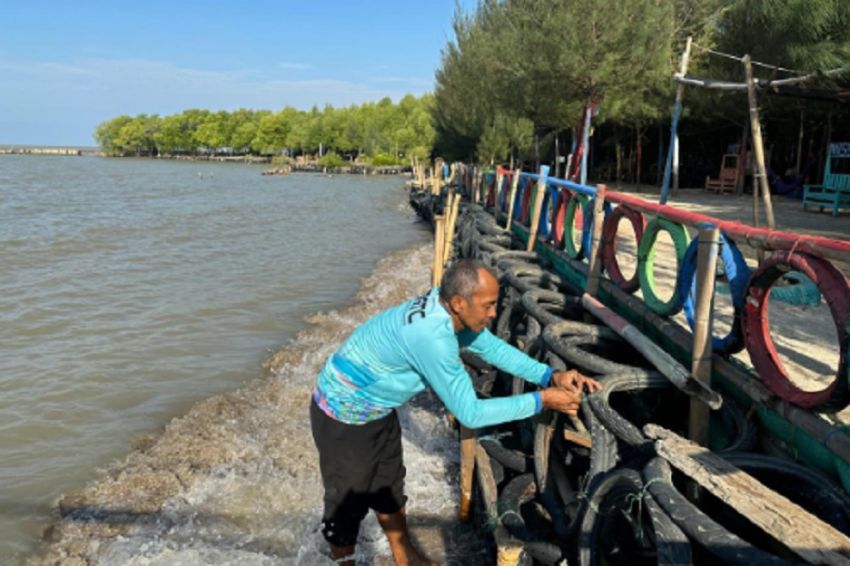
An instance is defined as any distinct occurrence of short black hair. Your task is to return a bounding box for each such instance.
[439,259,497,303]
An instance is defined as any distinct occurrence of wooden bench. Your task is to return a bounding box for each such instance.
[705,153,739,194]
[803,142,850,216]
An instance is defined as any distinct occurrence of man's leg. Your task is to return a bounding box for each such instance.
[370,411,436,566]
[310,400,370,563]
[375,506,436,566]
[329,543,356,566]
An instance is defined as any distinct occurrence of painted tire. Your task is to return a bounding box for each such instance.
[536,186,559,240]
[519,178,534,225]
[743,251,850,408]
[498,173,509,213]
[486,174,496,207]
[678,232,750,354]
[512,182,525,222]
[637,217,691,316]
[563,193,589,259]
[770,271,822,305]
[551,189,570,249]
[601,205,645,293]
[580,198,613,260]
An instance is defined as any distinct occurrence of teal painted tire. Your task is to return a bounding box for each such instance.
[563,193,589,260]
[637,217,690,316]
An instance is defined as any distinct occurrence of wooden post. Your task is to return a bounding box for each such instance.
[458,425,476,522]
[584,184,608,298]
[526,165,550,252]
[796,110,805,174]
[744,55,776,231]
[443,193,461,266]
[431,164,442,197]
[688,224,720,448]
[432,215,446,288]
[735,123,749,195]
[495,168,505,221]
[660,36,692,204]
[505,168,521,230]
[471,168,480,204]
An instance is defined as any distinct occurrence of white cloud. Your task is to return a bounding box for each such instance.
[277,62,312,70]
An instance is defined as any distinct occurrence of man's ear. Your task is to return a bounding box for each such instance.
[449,295,468,313]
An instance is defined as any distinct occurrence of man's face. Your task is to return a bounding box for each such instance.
[452,268,499,332]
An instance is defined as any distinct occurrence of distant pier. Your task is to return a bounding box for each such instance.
[0,146,95,156]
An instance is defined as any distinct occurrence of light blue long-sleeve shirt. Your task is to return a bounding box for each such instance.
[313,288,552,427]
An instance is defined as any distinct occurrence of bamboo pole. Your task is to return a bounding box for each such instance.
[581,293,722,409]
[796,110,805,174]
[660,36,692,204]
[505,168,521,230]
[431,164,442,197]
[688,225,720,448]
[526,165,550,252]
[584,184,608,298]
[735,123,749,195]
[744,55,776,234]
[432,215,446,288]
[442,193,461,266]
[458,425,476,522]
[495,168,504,219]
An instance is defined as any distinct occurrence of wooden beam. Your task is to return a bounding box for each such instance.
[431,215,446,288]
[505,168,521,230]
[526,165,550,252]
[688,225,720,448]
[584,184,608,298]
[458,425,476,523]
[744,55,776,233]
[646,424,850,566]
[474,444,525,566]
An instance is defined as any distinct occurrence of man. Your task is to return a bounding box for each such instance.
[310,259,600,565]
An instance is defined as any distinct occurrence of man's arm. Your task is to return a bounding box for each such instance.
[460,327,553,387]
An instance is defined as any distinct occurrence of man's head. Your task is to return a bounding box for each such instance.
[439,259,499,332]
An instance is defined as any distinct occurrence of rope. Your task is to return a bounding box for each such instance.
[691,43,808,75]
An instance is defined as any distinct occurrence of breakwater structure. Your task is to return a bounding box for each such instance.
[0,146,91,156]
[409,163,850,565]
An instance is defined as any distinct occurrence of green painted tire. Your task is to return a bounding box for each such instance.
[637,217,690,316]
[563,193,589,260]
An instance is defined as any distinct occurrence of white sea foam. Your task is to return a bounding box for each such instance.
[36,242,488,565]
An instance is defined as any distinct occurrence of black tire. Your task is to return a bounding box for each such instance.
[578,468,659,566]
[642,457,789,565]
[480,435,531,473]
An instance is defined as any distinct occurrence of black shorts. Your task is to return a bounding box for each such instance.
[310,399,407,547]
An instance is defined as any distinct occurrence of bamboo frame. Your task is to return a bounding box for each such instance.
[688,225,720,447]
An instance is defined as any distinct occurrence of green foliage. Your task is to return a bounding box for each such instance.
[317,151,345,168]
[93,96,436,161]
[370,152,403,166]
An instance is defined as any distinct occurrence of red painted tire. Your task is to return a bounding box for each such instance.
[551,189,570,249]
[743,252,850,408]
[486,175,496,207]
[519,178,534,225]
[601,205,645,293]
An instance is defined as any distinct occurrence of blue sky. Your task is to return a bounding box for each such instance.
[0,1,474,146]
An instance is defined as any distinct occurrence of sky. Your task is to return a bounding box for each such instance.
[0,0,475,146]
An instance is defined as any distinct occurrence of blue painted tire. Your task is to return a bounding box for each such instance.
[580,198,613,260]
[678,233,750,354]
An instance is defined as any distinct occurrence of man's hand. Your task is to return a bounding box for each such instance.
[540,387,582,417]
[552,369,602,394]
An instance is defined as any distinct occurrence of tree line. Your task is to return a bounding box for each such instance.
[432,0,850,181]
[94,95,435,165]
